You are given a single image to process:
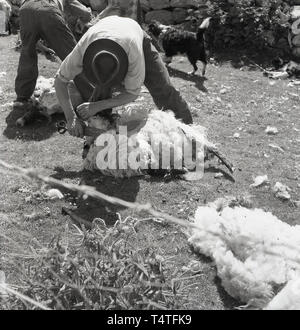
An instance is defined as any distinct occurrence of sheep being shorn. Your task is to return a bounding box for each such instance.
[83,104,215,180]
[33,78,233,179]
[188,198,300,309]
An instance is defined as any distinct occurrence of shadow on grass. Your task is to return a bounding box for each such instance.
[210,48,290,71]
[191,248,242,310]
[51,167,140,226]
[191,251,241,310]
[3,105,64,141]
[50,160,235,227]
[205,165,236,183]
[167,66,208,93]
[213,276,241,310]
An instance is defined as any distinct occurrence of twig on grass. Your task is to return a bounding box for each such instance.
[0,284,51,310]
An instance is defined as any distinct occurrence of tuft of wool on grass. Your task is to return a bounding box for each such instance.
[188,198,300,309]
[83,104,214,180]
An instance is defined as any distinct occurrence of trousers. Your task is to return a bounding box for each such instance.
[15,0,93,102]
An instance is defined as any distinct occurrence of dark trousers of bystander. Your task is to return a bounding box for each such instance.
[15,0,93,102]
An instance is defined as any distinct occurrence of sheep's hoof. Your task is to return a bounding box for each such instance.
[38,108,52,124]
[182,171,204,181]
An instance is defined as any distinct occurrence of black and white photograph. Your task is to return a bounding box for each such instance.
[0,0,299,315]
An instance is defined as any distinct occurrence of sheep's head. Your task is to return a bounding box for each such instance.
[88,112,119,131]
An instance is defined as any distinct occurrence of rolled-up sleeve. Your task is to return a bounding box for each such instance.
[123,41,145,96]
[56,43,84,82]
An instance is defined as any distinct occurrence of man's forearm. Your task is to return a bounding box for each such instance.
[89,92,138,115]
[54,77,76,122]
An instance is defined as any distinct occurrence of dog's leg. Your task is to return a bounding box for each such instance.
[188,61,198,75]
[163,55,173,66]
[7,21,11,35]
[201,62,207,76]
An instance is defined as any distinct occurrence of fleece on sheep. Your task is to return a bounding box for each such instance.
[83,104,213,179]
[34,77,218,180]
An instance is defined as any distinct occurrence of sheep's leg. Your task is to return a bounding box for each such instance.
[38,106,52,124]
[15,102,52,127]
[188,59,198,75]
[206,146,235,174]
[201,62,207,76]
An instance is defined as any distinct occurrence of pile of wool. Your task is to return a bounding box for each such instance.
[83,103,214,180]
[188,198,300,309]
[264,278,300,310]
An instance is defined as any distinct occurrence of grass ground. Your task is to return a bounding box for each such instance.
[0,34,299,310]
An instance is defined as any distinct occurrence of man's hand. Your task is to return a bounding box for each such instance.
[67,117,85,138]
[77,102,94,121]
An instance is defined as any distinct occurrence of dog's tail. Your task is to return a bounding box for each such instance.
[197,17,211,41]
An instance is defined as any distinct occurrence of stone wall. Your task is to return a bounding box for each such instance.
[140,0,208,25]
[290,5,300,58]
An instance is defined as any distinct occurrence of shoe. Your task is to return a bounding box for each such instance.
[13,98,32,109]
[15,107,38,127]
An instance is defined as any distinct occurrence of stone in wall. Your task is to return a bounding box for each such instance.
[292,33,300,46]
[291,5,300,19]
[292,47,300,57]
[89,0,106,11]
[140,0,151,11]
[290,5,300,59]
[145,9,173,24]
[172,8,188,24]
[149,0,170,10]
[170,0,199,9]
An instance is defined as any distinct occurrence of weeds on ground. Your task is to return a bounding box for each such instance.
[1,216,185,310]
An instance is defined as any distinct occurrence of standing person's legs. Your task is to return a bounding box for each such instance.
[143,33,193,125]
[15,4,40,102]
[39,7,94,101]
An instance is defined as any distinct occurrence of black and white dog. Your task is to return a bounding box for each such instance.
[148,17,211,76]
